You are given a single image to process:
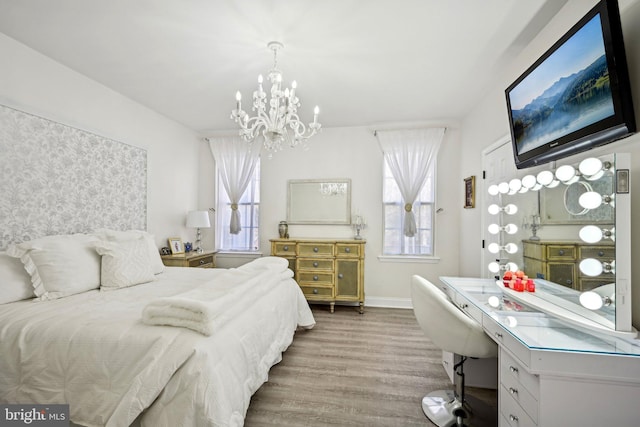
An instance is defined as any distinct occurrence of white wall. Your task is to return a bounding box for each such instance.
[0,33,201,247]
[257,125,463,306]
[458,0,640,327]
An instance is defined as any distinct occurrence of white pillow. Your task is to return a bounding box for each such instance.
[94,237,155,290]
[7,234,101,301]
[0,251,34,304]
[93,229,164,274]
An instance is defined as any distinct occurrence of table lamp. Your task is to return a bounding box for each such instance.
[186,210,210,253]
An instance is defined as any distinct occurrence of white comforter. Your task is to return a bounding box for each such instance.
[0,265,315,427]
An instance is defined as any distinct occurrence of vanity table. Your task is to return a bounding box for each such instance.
[440,276,640,427]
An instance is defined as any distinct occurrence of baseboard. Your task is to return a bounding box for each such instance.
[365,296,413,309]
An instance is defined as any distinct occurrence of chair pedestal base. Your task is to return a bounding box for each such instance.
[422,390,496,427]
[421,390,464,427]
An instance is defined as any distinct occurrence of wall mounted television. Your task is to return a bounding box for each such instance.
[505,0,636,169]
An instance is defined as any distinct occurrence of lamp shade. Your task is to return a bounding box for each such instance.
[186,211,211,228]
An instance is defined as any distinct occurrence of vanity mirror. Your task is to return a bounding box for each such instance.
[486,152,633,337]
[287,179,351,224]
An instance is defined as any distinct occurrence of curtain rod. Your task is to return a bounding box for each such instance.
[373,127,447,137]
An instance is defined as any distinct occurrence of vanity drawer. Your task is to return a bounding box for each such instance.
[298,242,334,257]
[501,350,539,397]
[579,245,614,260]
[500,384,537,427]
[336,243,360,257]
[483,314,530,367]
[273,241,296,256]
[300,284,334,299]
[452,294,483,324]
[546,245,576,260]
[297,258,334,271]
[298,271,334,285]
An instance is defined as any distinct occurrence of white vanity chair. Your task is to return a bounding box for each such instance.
[411,275,498,427]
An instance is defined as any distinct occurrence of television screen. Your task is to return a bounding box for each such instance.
[506,0,635,169]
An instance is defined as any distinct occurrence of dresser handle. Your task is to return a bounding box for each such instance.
[598,251,605,257]
[313,288,319,294]
[494,332,503,339]
[313,275,318,281]
[559,249,565,255]
[313,262,319,267]
[199,259,206,265]
[509,415,519,422]
[283,245,289,251]
[345,247,351,253]
[313,247,319,252]
[338,273,344,279]
[509,387,518,395]
[509,366,519,374]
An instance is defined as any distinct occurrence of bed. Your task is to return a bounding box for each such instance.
[0,230,315,427]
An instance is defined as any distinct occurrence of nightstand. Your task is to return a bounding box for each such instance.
[161,250,218,268]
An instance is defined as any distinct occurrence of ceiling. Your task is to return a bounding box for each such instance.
[0,0,570,134]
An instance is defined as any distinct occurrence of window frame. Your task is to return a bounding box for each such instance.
[380,158,438,260]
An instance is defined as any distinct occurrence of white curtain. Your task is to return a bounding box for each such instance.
[208,136,261,234]
[376,128,445,237]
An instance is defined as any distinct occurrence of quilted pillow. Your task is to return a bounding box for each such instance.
[7,234,101,301]
[93,229,164,274]
[0,251,35,304]
[94,237,155,290]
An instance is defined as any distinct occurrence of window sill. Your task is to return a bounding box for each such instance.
[378,255,440,264]
[216,250,263,257]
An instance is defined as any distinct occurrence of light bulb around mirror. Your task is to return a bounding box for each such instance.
[579,258,604,276]
[504,204,518,215]
[488,224,500,234]
[504,243,518,254]
[509,179,522,194]
[579,291,604,310]
[578,157,603,178]
[579,225,603,243]
[488,204,500,215]
[488,262,500,273]
[521,175,537,189]
[555,164,579,184]
[578,191,603,210]
[488,243,500,254]
[537,170,553,186]
[498,182,510,194]
[488,184,499,196]
[506,262,518,272]
[503,224,518,234]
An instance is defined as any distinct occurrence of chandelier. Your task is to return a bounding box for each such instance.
[230,41,321,154]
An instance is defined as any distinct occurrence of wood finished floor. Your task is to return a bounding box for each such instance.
[245,305,497,426]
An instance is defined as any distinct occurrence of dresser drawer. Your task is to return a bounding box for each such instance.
[298,243,334,257]
[546,245,575,260]
[336,243,360,257]
[579,245,614,260]
[298,258,334,271]
[188,255,215,268]
[500,384,537,427]
[273,241,296,256]
[298,271,334,285]
[300,284,334,298]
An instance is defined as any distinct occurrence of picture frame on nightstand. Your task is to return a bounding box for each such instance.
[168,237,184,254]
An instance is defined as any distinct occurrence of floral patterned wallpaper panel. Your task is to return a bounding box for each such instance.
[0,104,147,250]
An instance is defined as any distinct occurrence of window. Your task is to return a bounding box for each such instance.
[382,159,435,255]
[216,160,260,251]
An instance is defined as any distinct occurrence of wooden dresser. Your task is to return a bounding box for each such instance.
[270,238,365,313]
[522,240,614,291]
